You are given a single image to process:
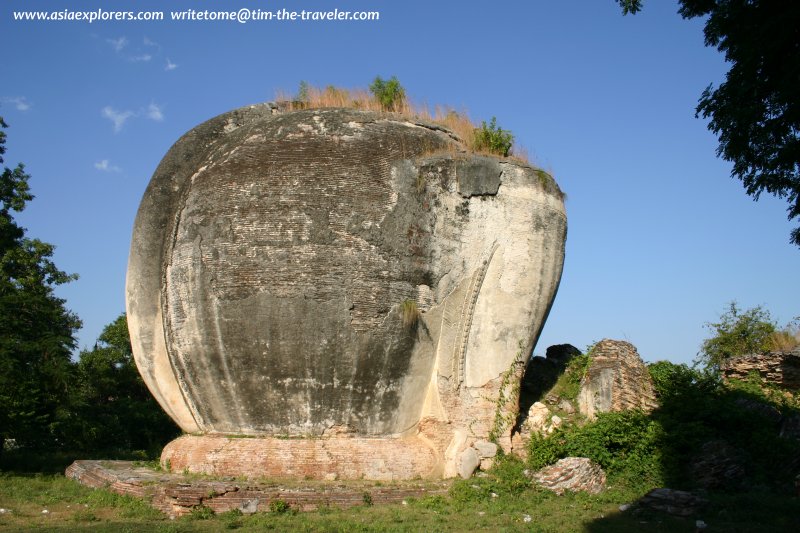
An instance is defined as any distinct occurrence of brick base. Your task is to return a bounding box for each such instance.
[161,434,443,481]
[66,460,449,517]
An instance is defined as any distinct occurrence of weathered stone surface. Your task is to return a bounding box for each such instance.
[472,440,498,458]
[637,488,708,517]
[524,402,561,436]
[690,440,746,490]
[530,457,606,495]
[720,351,800,391]
[527,402,551,432]
[458,447,480,479]
[127,105,567,479]
[558,399,575,414]
[66,460,448,518]
[578,340,657,420]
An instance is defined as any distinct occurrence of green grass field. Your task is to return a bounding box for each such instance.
[1,470,798,532]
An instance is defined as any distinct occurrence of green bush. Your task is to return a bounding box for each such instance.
[698,302,778,371]
[648,360,719,400]
[527,431,568,471]
[293,80,310,108]
[473,117,514,157]
[487,454,531,495]
[369,76,405,111]
[528,351,800,493]
[550,353,590,401]
[218,508,244,530]
[527,410,665,489]
[269,499,295,515]
[186,504,215,520]
[449,477,495,504]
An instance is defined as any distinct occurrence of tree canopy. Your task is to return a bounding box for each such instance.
[0,117,81,451]
[68,313,180,455]
[617,1,800,247]
[697,302,777,371]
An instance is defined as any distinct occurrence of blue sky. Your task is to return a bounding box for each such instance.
[2,0,798,365]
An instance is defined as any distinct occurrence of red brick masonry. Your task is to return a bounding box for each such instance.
[160,434,442,481]
[65,460,449,517]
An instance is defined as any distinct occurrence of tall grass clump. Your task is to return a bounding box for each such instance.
[400,299,420,330]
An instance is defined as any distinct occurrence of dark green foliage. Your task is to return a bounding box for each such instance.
[186,504,215,520]
[269,499,295,515]
[615,0,642,15]
[698,302,777,372]
[0,117,81,452]
[529,411,665,490]
[553,353,590,401]
[527,431,566,471]
[66,313,180,456]
[527,358,800,493]
[369,76,406,112]
[486,454,531,496]
[648,360,719,400]
[219,508,244,529]
[473,117,513,157]
[562,411,665,487]
[617,1,800,246]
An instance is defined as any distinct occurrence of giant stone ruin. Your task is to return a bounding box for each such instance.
[126,104,567,480]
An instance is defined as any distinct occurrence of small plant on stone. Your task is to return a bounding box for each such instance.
[293,80,310,108]
[369,76,406,112]
[269,499,294,515]
[362,492,373,506]
[550,353,591,401]
[473,117,513,157]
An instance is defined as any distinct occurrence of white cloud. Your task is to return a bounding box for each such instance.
[129,54,152,63]
[146,103,164,122]
[143,37,162,50]
[1,96,31,111]
[107,36,128,52]
[102,106,135,133]
[165,58,178,71]
[94,159,121,173]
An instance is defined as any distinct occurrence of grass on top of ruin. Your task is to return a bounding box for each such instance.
[273,80,533,165]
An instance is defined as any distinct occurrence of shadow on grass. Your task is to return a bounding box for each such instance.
[582,368,800,532]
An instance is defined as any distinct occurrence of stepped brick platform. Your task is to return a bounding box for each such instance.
[65,460,450,518]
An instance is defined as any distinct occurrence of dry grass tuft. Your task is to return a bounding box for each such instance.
[769,326,800,352]
[400,300,421,330]
[274,83,530,162]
